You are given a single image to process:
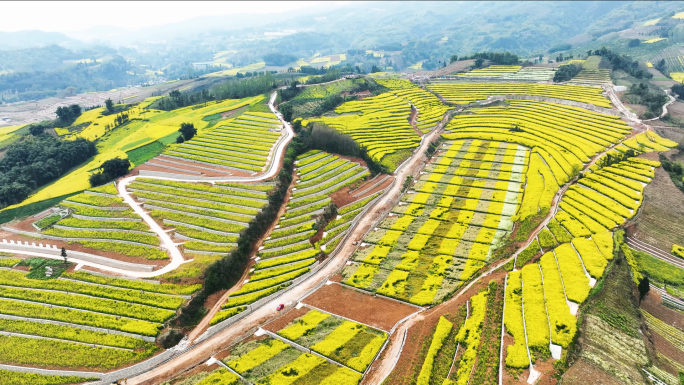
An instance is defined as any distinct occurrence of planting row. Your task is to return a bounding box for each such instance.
[341,139,528,306]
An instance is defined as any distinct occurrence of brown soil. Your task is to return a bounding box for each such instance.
[651,328,684,366]
[220,105,249,119]
[134,156,253,178]
[562,358,622,385]
[377,275,495,385]
[624,103,647,117]
[303,283,418,331]
[409,106,423,136]
[341,90,372,99]
[12,216,47,233]
[204,290,228,311]
[262,306,310,333]
[162,360,220,385]
[631,158,684,251]
[641,293,684,329]
[330,175,393,208]
[0,229,165,267]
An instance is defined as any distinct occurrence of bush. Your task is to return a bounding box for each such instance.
[160,329,184,348]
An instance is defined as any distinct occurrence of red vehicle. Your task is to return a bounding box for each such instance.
[276,304,285,311]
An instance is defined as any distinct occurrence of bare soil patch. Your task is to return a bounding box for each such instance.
[220,105,249,119]
[641,293,684,329]
[331,174,393,208]
[262,306,310,333]
[136,156,253,178]
[632,161,684,251]
[378,276,494,385]
[562,358,622,385]
[303,282,418,331]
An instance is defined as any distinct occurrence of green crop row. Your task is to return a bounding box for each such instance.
[283,199,331,219]
[129,182,266,208]
[63,271,201,295]
[209,306,248,326]
[0,286,176,323]
[151,210,246,233]
[135,190,259,217]
[184,241,235,253]
[0,335,157,371]
[44,228,160,246]
[217,181,273,192]
[223,284,289,308]
[263,232,314,248]
[65,193,124,207]
[250,259,316,282]
[144,199,253,224]
[34,214,62,229]
[269,222,315,240]
[88,183,119,195]
[287,195,330,209]
[0,270,183,309]
[0,299,162,336]
[56,217,149,231]
[294,170,367,198]
[174,225,239,243]
[0,258,20,268]
[75,240,168,260]
[60,202,136,218]
[0,369,97,385]
[338,193,381,215]
[0,318,153,349]
[232,268,309,296]
[257,243,313,259]
[137,178,268,199]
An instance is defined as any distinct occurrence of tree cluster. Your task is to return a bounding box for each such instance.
[55,104,82,126]
[88,157,131,187]
[628,83,668,119]
[553,64,582,82]
[0,136,96,208]
[591,47,652,79]
[177,123,197,143]
[462,51,520,65]
[152,73,283,111]
[671,83,684,99]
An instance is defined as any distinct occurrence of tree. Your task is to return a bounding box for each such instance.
[179,123,197,140]
[450,54,458,63]
[176,135,185,144]
[628,39,641,47]
[29,125,45,136]
[474,58,484,68]
[672,83,684,99]
[105,98,114,114]
[101,157,131,178]
[638,276,650,300]
[61,247,67,267]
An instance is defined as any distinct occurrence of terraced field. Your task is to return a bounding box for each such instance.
[341,139,528,306]
[0,267,197,373]
[567,69,612,86]
[162,112,283,174]
[210,151,374,325]
[453,65,555,81]
[311,92,422,171]
[374,78,451,133]
[128,178,273,258]
[428,83,612,108]
[38,185,167,260]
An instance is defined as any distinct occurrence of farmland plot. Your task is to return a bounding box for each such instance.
[311,92,423,171]
[429,83,612,108]
[210,151,373,325]
[162,112,283,173]
[341,139,528,306]
[0,268,194,371]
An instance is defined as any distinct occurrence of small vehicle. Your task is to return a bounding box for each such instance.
[276,304,285,311]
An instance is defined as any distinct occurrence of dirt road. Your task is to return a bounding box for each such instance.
[124,105,447,385]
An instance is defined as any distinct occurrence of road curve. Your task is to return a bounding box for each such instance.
[124,105,446,385]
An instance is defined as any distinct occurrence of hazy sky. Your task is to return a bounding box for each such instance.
[2,1,329,32]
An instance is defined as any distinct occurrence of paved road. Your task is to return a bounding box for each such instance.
[124,102,445,385]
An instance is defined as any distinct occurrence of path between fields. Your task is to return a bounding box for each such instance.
[124,103,448,385]
[364,84,651,385]
[25,91,293,278]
